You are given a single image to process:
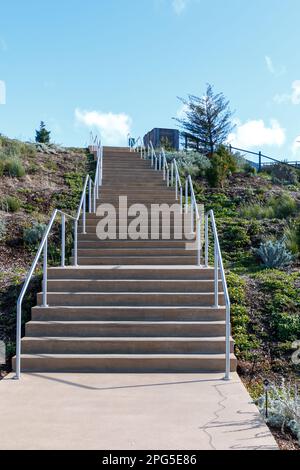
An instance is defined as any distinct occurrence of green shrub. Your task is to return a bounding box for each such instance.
[284,222,300,255]
[24,222,47,246]
[240,203,275,220]
[265,163,299,186]
[271,312,300,342]
[269,193,298,219]
[256,239,293,268]
[226,271,259,355]
[4,159,25,178]
[0,160,4,176]
[1,196,21,213]
[240,193,297,220]
[206,146,238,187]
[243,162,257,176]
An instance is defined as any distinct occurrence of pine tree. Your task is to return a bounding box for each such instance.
[35,121,51,144]
[175,84,235,156]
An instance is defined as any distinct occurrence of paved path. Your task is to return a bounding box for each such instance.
[0,372,277,450]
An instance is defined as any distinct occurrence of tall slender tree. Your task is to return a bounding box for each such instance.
[174,84,235,156]
[35,121,51,144]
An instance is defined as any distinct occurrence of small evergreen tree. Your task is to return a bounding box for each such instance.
[35,121,51,144]
[175,84,235,156]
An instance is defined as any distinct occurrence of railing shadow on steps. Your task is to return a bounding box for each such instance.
[132,138,232,380]
[14,137,103,379]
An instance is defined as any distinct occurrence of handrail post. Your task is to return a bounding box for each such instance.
[14,302,21,379]
[185,178,188,214]
[74,220,78,266]
[258,151,262,172]
[171,162,174,186]
[42,239,48,307]
[89,178,92,213]
[167,168,169,187]
[180,186,183,213]
[214,239,219,307]
[225,305,231,381]
[196,217,201,266]
[205,213,209,267]
[61,214,65,268]
[82,190,86,234]
[93,182,96,213]
[191,200,194,233]
[175,175,178,201]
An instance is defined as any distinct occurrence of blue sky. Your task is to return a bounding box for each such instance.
[0,0,300,159]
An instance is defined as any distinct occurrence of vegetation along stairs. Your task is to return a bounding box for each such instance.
[13,143,237,374]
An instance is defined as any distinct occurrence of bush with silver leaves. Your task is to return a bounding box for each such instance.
[257,379,300,444]
[164,150,211,177]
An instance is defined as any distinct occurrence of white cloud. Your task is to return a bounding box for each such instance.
[172,0,188,14]
[265,56,275,75]
[75,109,132,146]
[176,103,189,119]
[274,80,300,105]
[228,119,286,148]
[0,80,6,104]
[265,55,286,76]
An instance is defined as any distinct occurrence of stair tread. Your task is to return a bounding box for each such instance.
[28,320,225,325]
[41,291,224,295]
[48,279,218,283]
[23,336,229,341]
[33,305,225,310]
[18,353,236,358]
[49,265,211,270]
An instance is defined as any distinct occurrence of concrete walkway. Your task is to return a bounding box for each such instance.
[0,372,277,450]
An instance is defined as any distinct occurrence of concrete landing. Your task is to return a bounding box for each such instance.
[0,372,277,450]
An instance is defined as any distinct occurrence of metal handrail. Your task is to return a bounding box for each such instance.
[204,209,231,381]
[14,138,103,379]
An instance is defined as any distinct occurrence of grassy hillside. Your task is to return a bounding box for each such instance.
[0,135,92,368]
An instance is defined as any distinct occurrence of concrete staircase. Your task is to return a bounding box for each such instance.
[14,146,237,373]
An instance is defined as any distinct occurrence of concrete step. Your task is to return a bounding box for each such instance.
[77,228,195,238]
[32,306,226,322]
[74,248,197,257]
[22,336,234,354]
[100,189,174,194]
[48,266,217,280]
[77,240,188,248]
[36,292,225,307]
[81,217,187,225]
[14,353,237,373]
[47,279,223,293]
[72,256,199,265]
[26,320,226,337]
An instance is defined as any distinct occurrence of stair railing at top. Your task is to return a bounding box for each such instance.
[126,137,232,379]
[14,138,103,380]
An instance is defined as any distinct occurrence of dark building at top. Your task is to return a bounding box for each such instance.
[143,128,180,151]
